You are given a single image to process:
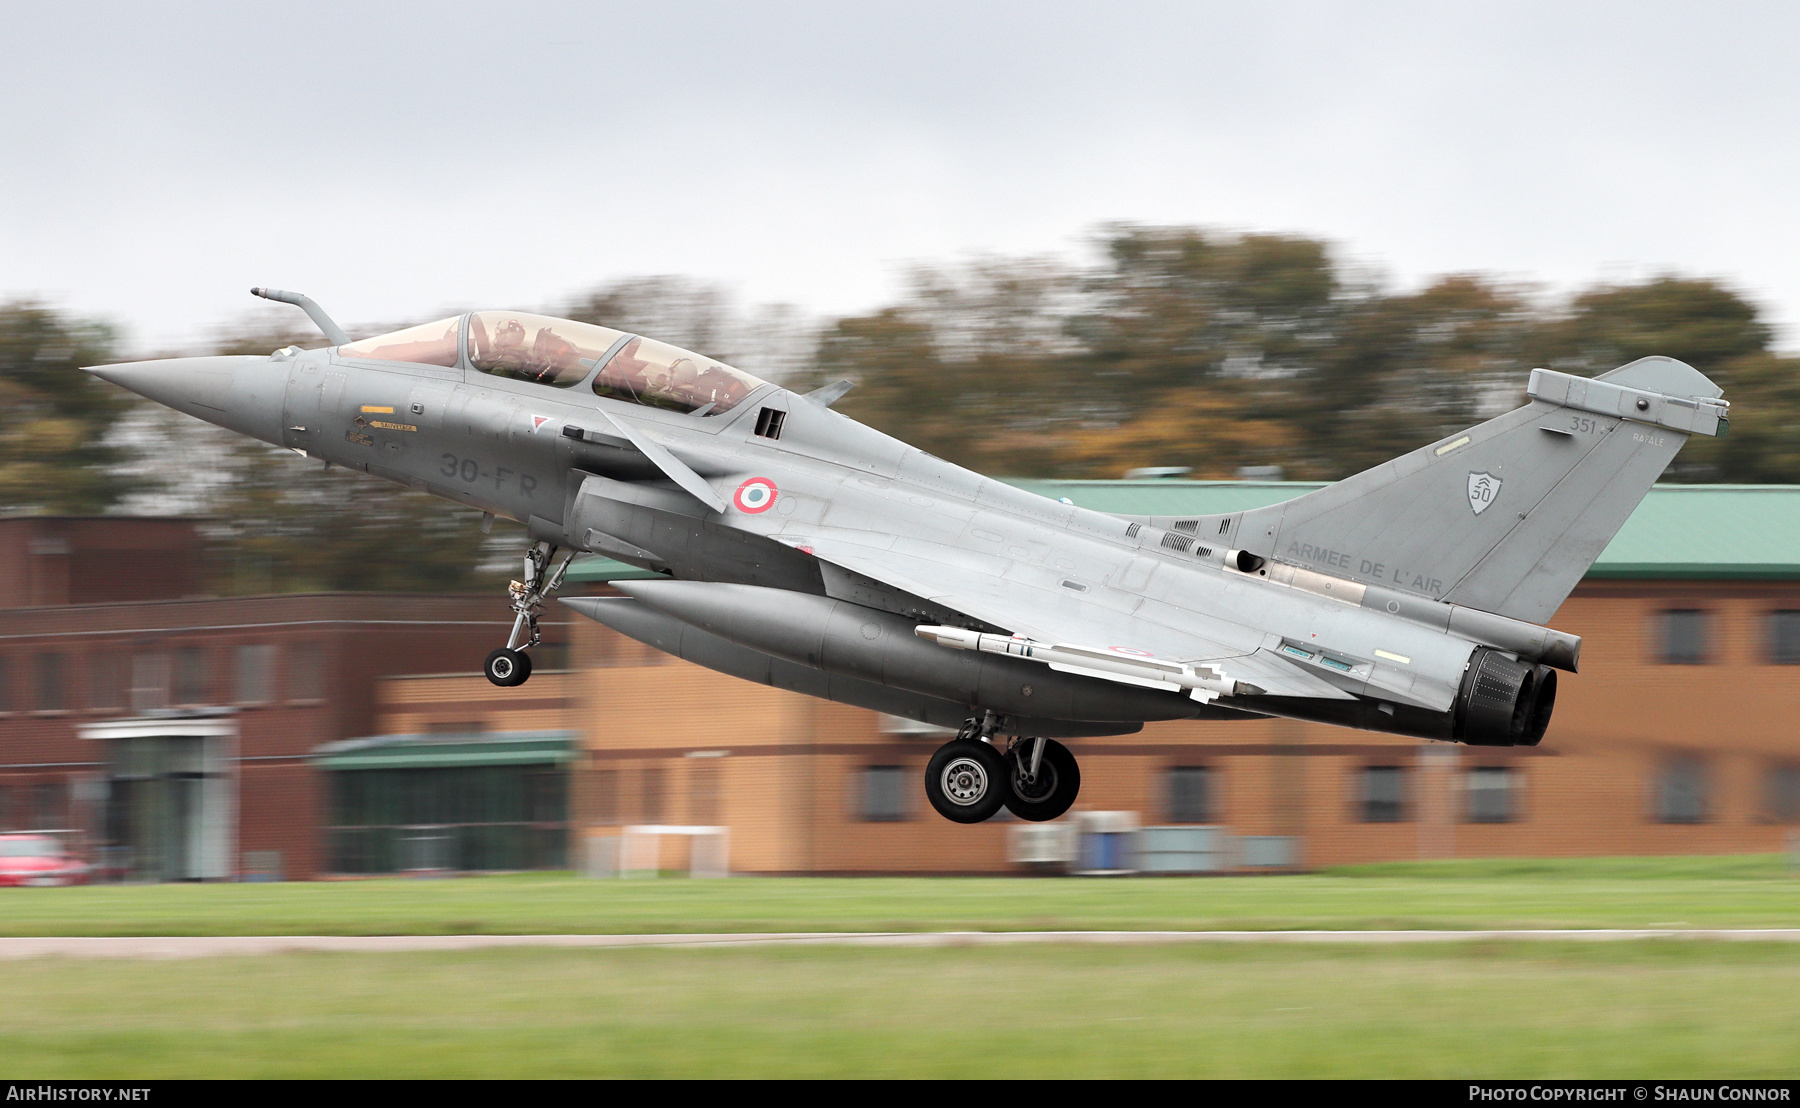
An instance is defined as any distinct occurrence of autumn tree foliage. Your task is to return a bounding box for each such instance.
[0,302,133,513]
[815,227,1795,484]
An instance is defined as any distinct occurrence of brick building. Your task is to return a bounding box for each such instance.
[0,517,539,880]
[0,516,204,607]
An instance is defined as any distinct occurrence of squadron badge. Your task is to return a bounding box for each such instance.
[1468,471,1502,516]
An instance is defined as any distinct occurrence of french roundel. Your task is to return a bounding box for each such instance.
[733,477,778,514]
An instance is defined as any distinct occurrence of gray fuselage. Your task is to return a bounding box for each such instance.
[91,331,1524,742]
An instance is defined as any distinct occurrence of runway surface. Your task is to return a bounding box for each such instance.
[5,930,1800,958]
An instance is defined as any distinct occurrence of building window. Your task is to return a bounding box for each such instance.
[1767,764,1800,824]
[688,758,722,826]
[325,766,569,874]
[288,642,324,702]
[31,782,62,830]
[529,770,566,825]
[234,644,276,705]
[34,654,66,711]
[859,766,910,822]
[1165,766,1216,823]
[640,764,665,824]
[591,769,620,825]
[1359,765,1407,822]
[131,652,170,711]
[1655,756,1709,823]
[87,652,126,711]
[1769,612,1800,665]
[1658,610,1710,665]
[173,646,209,706]
[0,655,11,713]
[1465,766,1521,823]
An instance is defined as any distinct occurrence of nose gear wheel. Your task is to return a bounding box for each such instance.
[484,647,532,687]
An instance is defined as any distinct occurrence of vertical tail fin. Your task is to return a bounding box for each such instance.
[1223,357,1727,624]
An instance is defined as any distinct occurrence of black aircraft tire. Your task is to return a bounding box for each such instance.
[484,648,531,687]
[1002,740,1080,822]
[924,739,1008,824]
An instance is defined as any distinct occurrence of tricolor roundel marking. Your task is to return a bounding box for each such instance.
[733,477,779,514]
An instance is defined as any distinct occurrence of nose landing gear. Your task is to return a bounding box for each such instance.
[922,714,1082,823]
[483,541,574,688]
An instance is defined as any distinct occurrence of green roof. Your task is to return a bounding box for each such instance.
[1010,480,1800,581]
[562,481,1800,584]
[312,731,573,771]
[1565,486,1800,580]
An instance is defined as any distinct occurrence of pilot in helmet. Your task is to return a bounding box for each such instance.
[490,318,529,372]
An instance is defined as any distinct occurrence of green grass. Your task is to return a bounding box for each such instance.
[4,943,1799,1077]
[0,855,1795,936]
[6,859,1798,1077]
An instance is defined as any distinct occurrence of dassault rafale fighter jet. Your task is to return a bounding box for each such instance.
[88,288,1730,823]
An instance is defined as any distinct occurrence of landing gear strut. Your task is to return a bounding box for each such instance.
[922,714,1082,823]
[484,541,574,688]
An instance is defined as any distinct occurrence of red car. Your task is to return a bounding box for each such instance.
[0,835,89,887]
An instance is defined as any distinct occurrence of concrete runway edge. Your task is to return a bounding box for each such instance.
[5,930,1800,958]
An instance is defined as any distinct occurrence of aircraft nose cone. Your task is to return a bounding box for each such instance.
[84,356,235,414]
[84,354,290,444]
[85,354,225,411]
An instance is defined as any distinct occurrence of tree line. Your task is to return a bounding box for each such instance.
[3,225,1796,593]
[806,227,1795,484]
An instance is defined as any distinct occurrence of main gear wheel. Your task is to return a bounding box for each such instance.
[924,738,1007,823]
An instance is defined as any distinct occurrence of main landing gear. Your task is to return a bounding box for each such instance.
[483,541,574,688]
[923,713,1081,824]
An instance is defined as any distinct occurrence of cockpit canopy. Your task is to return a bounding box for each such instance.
[337,311,768,416]
[470,312,618,388]
[338,318,461,368]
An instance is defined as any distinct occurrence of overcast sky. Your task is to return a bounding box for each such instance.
[4,1,1798,353]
